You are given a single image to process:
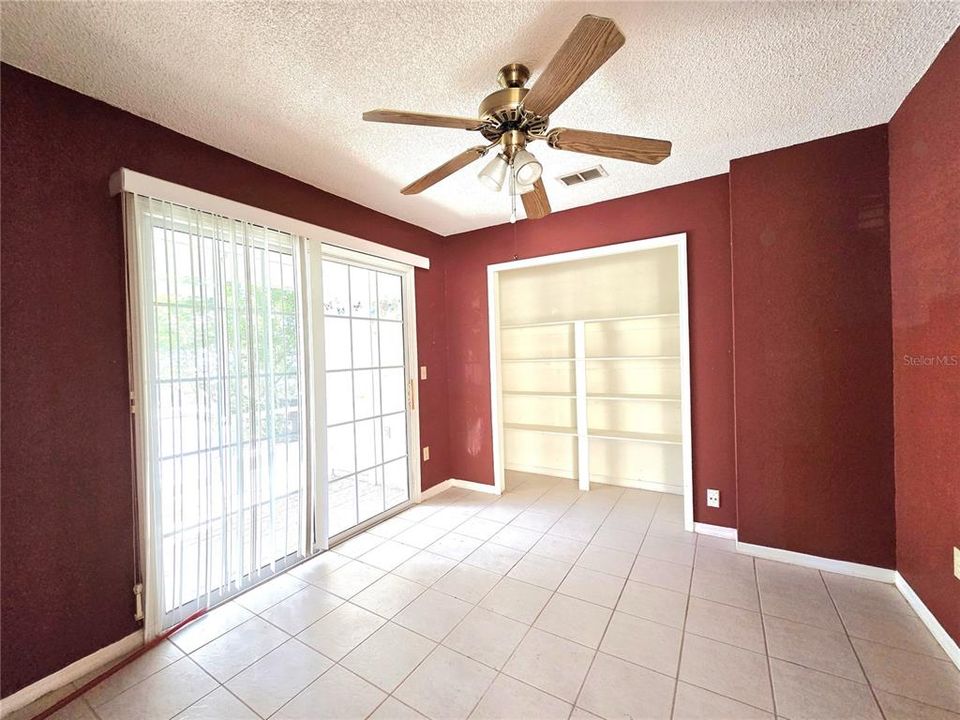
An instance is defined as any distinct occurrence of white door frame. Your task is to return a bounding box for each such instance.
[486,233,694,532]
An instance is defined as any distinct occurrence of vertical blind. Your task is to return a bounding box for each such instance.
[129,194,308,629]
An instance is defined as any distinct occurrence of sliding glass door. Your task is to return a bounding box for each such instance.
[321,253,416,538]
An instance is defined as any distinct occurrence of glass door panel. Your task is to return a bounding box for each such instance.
[322,258,412,537]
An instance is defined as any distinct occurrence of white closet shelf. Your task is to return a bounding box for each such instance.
[585,355,681,361]
[588,429,683,445]
[503,391,576,398]
[586,393,681,402]
[501,357,575,363]
[501,312,680,329]
[504,422,578,436]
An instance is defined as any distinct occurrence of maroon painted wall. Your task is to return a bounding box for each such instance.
[442,175,738,529]
[0,64,448,697]
[730,126,896,568]
[889,32,960,642]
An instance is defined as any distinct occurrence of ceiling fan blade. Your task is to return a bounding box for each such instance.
[521,179,551,219]
[522,15,625,118]
[401,146,488,195]
[548,128,671,164]
[363,109,483,130]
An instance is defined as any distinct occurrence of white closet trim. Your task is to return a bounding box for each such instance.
[109,168,430,269]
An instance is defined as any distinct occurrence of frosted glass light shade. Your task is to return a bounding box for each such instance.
[478,154,508,191]
[513,149,542,185]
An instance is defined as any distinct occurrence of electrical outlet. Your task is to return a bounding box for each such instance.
[954,547,960,581]
[422,446,430,462]
[706,489,720,508]
[420,366,427,380]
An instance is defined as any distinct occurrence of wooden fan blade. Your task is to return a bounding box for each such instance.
[401,146,488,195]
[548,128,672,164]
[363,109,482,130]
[522,15,625,118]
[521,179,551,219]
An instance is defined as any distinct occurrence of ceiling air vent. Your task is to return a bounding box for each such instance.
[558,165,608,187]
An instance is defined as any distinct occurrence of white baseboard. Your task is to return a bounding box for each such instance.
[589,474,683,495]
[504,463,576,480]
[735,541,897,583]
[420,478,502,501]
[694,522,738,540]
[0,630,143,717]
[895,572,960,670]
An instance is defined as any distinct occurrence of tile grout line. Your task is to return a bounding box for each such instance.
[667,515,700,719]
[754,553,779,718]
[818,569,889,720]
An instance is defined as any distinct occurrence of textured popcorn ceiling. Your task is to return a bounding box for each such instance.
[2,2,957,235]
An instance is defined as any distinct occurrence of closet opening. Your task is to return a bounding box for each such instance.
[487,234,693,530]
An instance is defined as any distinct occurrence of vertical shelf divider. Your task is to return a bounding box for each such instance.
[574,320,590,491]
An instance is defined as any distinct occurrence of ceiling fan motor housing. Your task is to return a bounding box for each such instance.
[478,64,549,142]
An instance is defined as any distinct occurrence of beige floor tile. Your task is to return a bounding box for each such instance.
[428,532,486,561]
[640,536,696,566]
[296,602,385,660]
[173,687,259,719]
[629,555,693,593]
[170,601,254,654]
[679,633,773,712]
[457,517,505,541]
[839,605,949,659]
[578,652,675,720]
[600,611,682,676]
[591,526,644,554]
[83,640,183,707]
[351,573,425,618]
[368,697,428,720]
[548,517,601,543]
[875,690,960,720]
[529,534,587,563]
[234,573,307,614]
[342,622,436,691]
[695,534,737,553]
[479,500,526,524]
[96,658,218,720]
[535,593,612,649]
[397,504,443,523]
[570,707,603,720]
[469,674,572,720]
[41,697,99,720]
[512,510,562,533]
[503,628,596,703]
[758,584,844,632]
[432,563,501,603]
[823,572,914,617]
[190,616,288,682]
[444,606,528,669]
[365,515,416,539]
[395,646,496,720]
[616,581,688,628]
[647,520,697,546]
[310,560,385,599]
[393,550,458,586]
[490,524,543,552]
[576,544,637,578]
[852,638,960,713]
[225,638,331,717]
[288,550,351,585]
[334,531,385,558]
[273,665,386,720]
[691,566,759,611]
[508,554,573,591]
[694,547,756,579]
[558,566,626,608]
[685,596,765,653]
[479,576,553,624]
[770,658,882,720]
[672,681,773,719]
[422,506,476,531]
[395,523,449,549]
[463,542,525,575]
[260,585,343,634]
[359,539,420,571]
[394,588,473,641]
[764,614,865,682]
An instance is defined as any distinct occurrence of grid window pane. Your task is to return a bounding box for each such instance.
[324,317,352,371]
[351,319,379,368]
[326,371,353,426]
[323,261,349,316]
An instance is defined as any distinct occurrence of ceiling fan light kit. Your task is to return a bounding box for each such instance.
[364,14,672,221]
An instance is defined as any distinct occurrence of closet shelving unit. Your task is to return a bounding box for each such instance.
[489,236,692,526]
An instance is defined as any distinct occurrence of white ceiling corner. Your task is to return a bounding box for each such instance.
[2,1,957,236]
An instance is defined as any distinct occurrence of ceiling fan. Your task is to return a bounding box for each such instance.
[363,15,671,221]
